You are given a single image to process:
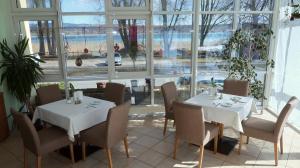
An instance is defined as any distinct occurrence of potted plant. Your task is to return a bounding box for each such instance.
[222,29,274,101]
[210,77,218,96]
[0,37,44,112]
[291,4,300,20]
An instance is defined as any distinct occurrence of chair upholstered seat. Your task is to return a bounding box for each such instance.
[173,101,219,168]
[36,84,63,105]
[80,102,131,168]
[39,126,72,155]
[242,117,275,142]
[104,83,125,106]
[161,82,177,136]
[12,109,74,168]
[223,79,249,96]
[80,122,107,148]
[203,122,220,145]
[239,96,299,166]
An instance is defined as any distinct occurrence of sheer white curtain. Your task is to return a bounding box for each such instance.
[269,4,300,129]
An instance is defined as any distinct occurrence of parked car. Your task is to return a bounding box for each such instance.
[104,52,122,66]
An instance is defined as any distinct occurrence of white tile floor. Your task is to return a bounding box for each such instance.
[0,106,300,168]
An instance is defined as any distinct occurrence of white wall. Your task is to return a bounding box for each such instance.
[269,1,300,129]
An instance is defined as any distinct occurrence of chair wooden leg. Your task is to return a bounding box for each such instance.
[214,136,218,154]
[163,118,168,136]
[123,137,130,158]
[173,120,176,128]
[24,147,28,168]
[106,148,113,168]
[82,142,86,161]
[246,136,249,144]
[274,143,278,166]
[218,123,224,138]
[36,156,42,168]
[198,145,204,168]
[173,137,179,159]
[69,144,75,164]
[238,134,243,155]
[280,136,283,154]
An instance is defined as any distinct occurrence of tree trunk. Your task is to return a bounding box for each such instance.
[45,21,53,56]
[37,21,45,56]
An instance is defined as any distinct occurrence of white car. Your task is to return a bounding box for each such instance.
[104,52,122,66]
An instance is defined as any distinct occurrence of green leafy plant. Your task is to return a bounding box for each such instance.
[211,77,217,88]
[0,37,44,111]
[222,28,274,100]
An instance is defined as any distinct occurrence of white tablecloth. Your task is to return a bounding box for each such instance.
[185,93,256,132]
[32,96,115,141]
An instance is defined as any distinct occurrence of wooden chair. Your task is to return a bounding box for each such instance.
[161,82,177,136]
[173,101,219,168]
[12,109,74,168]
[36,84,63,105]
[239,96,299,166]
[223,79,249,96]
[104,82,126,105]
[80,101,131,168]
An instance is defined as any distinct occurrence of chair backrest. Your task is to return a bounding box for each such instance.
[11,109,40,155]
[173,101,205,145]
[223,79,249,96]
[106,101,131,148]
[274,96,299,140]
[161,82,177,113]
[36,84,63,105]
[104,83,125,105]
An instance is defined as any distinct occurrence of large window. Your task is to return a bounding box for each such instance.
[62,15,108,77]
[17,0,52,8]
[17,19,61,80]
[153,14,193,75]
[112,18,147,73]
[196,0,273,92]
[12,0,276,106]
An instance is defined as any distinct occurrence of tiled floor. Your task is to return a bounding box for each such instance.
[0,106,300,168]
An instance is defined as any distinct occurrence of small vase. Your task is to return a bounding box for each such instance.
[209,87,217,96]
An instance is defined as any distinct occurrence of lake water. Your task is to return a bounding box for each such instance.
[31,31,231,46]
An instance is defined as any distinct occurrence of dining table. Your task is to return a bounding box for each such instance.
[185,92,257,154]
[32,96,116,161]
[32,96,116,141]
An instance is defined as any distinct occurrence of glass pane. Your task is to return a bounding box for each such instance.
[61,0,105,12]
[112,79,151,105]
[112,19,147,72]
[153,15,192,75]
[239,14,271,29]
[17,0,52,8]
[200,0,234,11]
[196,72,227,94]
[112,0,146,7]
[153,0,193,12]
[241,0,274,11]
[62,16,108,77]
[239,14,272,70]
[19,20,59,75]
[68,80,109,99]
[198,14,233,71]
[154,77,191,104]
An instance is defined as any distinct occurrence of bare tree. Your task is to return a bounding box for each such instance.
[161,0,187,57]
[113,0,144,68]
[33,0,56,57]
[34,0,45,56]
[199,0,233,47]
[241,0,273,29]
